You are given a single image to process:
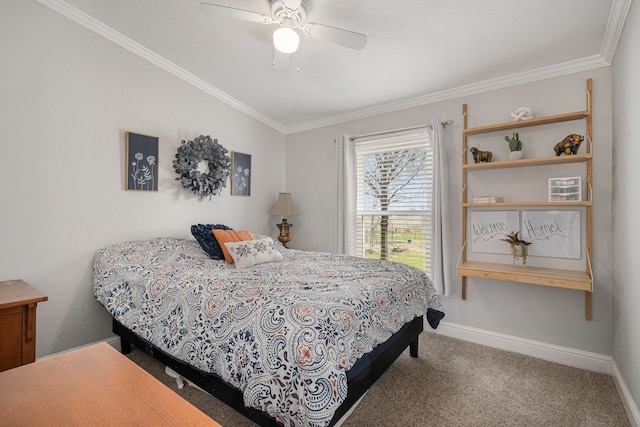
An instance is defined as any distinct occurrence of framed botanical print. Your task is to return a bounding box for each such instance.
[126,132,158,191]
[231,151,251,196]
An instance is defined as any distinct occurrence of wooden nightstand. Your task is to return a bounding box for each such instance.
[0,280,48,372]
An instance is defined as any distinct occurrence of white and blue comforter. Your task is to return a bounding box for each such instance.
[93,238,443,426]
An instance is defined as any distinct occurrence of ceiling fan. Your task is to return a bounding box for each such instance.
[199,0,367,66]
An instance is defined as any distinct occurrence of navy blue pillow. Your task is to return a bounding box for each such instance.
[191,224,232,259]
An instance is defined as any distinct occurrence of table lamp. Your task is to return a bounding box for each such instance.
[269,192,300,248]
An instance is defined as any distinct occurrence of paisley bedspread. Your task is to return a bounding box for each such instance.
[93,237,443,426]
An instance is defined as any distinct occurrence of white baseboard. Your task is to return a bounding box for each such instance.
[430,321,639,426]
[37,335,121,361]
[431,321,612,373]
[612,360,640,427]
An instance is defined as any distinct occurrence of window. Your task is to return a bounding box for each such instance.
[355,129,432,273]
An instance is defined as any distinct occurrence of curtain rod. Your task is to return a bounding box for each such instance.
[349,120,453,142]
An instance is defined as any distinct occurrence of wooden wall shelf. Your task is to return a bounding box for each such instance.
[459,79,593,320]
[462,154,591,170]
[464,111,589,135]
[463,201,592,207]
[458,262,592,292]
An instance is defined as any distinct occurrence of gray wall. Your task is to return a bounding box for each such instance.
[0,0,285,356]
[612,0,640,414]
[286,68,614,355]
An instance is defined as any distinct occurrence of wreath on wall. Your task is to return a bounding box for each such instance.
[173,135,231,199]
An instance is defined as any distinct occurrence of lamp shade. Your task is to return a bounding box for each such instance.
[270,193,300,217]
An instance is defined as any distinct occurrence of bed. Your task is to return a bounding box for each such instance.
[93,234,444,426]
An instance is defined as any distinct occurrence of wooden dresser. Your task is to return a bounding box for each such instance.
[0,279,48,372]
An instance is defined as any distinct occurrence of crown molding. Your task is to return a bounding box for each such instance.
[39,0,630,137]
[37,0,288,134]
[286,54,609,134]
[287,0,632,134]
[600,0,633,64]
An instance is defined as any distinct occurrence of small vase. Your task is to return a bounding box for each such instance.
[508,151,524,160]
[512,244,528,267]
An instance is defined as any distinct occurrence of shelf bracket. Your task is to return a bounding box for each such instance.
[584,248,594,320]
[586,248,593,291]
[456,241,467,268]
[457,241,467,299]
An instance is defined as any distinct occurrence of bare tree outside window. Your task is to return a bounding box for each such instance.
[362,147,429,261]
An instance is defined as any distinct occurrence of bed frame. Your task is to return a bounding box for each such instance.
[114,315,423,426]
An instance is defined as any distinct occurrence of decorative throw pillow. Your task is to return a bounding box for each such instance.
[212,229,255,263]
[252,232,284,249]
[191,224,232,260]
[224,238,284,268]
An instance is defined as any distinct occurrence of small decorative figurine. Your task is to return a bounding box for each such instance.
[510,107,534,121]
[469,146,493,163]
[505,131,523,160]
[553,134,584,156]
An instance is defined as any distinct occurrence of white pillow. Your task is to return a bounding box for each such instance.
[224,237,284,268]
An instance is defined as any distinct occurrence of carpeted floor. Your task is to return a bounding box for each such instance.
[126,332,630,426]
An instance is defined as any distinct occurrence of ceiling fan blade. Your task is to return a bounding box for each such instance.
[302,23,367,50]
[272,50,290,69]
[199,2,273,24]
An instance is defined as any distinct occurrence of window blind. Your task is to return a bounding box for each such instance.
[355,130,432,273]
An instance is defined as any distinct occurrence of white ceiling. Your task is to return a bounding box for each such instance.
[40,0,630,134]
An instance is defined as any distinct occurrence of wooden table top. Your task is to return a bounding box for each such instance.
[0,342,221,426]
[0,279,48,309]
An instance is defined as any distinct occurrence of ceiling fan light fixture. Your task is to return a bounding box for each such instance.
[273,26,300,53]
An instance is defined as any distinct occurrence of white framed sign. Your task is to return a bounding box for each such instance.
[521,211,581,259]
[471,211,520,254]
